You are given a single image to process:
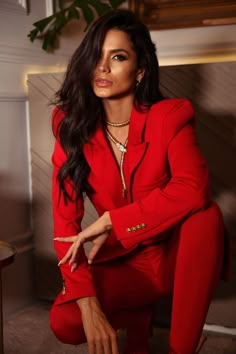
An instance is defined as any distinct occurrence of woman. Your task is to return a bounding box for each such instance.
[50,9,225,354]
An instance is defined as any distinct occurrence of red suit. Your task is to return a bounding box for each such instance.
[50,98,226,354]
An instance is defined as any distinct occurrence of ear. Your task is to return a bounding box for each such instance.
[136,68,145,83]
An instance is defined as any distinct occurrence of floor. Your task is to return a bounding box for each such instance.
[3,301,236,354]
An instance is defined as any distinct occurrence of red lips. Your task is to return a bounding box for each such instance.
[95,78,113,87]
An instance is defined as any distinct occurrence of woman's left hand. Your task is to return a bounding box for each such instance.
[54,212,112,271]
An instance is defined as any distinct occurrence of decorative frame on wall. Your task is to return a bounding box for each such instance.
[45,0,54,16]
[129,0,236,30]
[0,0,30,14]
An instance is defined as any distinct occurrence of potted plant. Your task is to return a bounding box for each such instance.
[28,0,125,51]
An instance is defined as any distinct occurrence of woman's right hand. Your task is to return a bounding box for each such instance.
[76,296,119,354]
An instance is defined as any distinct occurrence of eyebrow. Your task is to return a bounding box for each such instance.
[108,49,129,55]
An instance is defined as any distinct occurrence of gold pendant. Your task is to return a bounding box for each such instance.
[116,143,127,153]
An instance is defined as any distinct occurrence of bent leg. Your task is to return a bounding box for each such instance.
[50,247,163,349]
[50,300,86,345]
[91,250,162,353]
[50,299,152,352]
[169,202,224,354]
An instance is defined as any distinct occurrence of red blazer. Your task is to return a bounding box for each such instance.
[52,98,214,305]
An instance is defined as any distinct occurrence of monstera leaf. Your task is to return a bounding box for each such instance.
[28,0,125,51]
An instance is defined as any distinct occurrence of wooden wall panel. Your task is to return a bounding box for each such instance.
[160,61,236,327]
[0,95,34,318]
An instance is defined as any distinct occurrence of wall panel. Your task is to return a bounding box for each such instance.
[0,95,34,317]
[160,61,236,328]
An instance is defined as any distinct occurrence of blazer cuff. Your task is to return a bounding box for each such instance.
[110,201,148,249]
[54,279,96,305]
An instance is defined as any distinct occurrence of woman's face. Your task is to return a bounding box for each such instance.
[92,29,144,100]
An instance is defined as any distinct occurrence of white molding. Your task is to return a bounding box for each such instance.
[1,38,235,68]
[18,0,28,12]
[0,42,70,65]
[204,323,236,337]
[152,24,236,66]
[26,99,33,211]
[0,93,27,102]
[158,42,236,67]
[0,0,29,15]
[45,0,54,17]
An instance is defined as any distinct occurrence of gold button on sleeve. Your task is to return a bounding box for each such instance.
[126,227,132,233]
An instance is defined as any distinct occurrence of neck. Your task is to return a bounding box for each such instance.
[102,95,134,123]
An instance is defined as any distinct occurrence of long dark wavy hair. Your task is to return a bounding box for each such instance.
[53,9,163,201]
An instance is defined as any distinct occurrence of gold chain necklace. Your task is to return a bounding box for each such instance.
[106,119,130,127]
[106,128,127,153]
[106,128,128,197]
[119,139,128,198]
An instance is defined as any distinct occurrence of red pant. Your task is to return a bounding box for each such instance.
[50,202,224,354]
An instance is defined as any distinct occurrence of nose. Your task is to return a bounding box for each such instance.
[97,58,110,73]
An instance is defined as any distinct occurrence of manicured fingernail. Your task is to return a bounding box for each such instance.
[58,261,62,266]
[71,264,75,272]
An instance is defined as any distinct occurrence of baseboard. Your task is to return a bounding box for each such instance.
[153,319,236,337]
[203,323,236,337]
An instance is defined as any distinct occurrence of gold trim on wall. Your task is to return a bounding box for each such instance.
[129,0,236,30]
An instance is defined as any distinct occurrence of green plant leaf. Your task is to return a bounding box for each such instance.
[108,0,125,8]
[79,3,95,31]
[33,15,55,32]
[42,30,57,51]
[27,28,39,42]
[87,0,111,16]
[55,12,67,30]
[68,7,80,20]
[27,0,126,51]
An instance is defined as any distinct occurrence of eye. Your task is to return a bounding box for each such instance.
[112,54,127,61]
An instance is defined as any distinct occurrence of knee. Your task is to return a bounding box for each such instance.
[50,302,86,345]
[183,202,224,246]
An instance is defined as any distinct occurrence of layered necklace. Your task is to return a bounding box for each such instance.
[106,128,128,153]
[105,119,130,197]
[106,119,130,128]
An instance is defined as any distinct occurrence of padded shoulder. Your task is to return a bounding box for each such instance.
[149,98,195,145]
[150,98,194,119]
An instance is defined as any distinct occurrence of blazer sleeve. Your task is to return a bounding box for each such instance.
[109,100,210,249]
[52,107,96,304]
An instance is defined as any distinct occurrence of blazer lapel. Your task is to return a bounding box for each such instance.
[83,106,150,204]
[83,124,122,207]
[126,106,149,189]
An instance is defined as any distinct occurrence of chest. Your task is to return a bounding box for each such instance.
[86,134,170,207]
